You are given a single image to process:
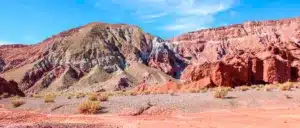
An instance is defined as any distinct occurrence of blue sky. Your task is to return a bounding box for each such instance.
[0,0,299,44]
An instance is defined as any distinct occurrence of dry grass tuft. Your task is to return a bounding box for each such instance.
[11,98,25,107]
[88,93,98,101]
[44,94,56,103]
[238,86,250,92]
[263,84,277,92]
[188,88,199,93]
[256,87,261,91]
[33,94,43,98]
[67,95,72,99]
[279,82,293,91]
[250,85,257,89]
[213,87,229,99]
[78,100,101,114]
[294,82,300,88]
[200,88,208,93]
[143,90,151,95]
[75,93,86,99]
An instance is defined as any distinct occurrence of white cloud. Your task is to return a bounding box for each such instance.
[163,15,213,32]
[0,41,16,45]
[139,12,167,20]
[99,0,237,34]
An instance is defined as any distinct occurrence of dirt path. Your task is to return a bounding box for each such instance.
[1,107,300,128]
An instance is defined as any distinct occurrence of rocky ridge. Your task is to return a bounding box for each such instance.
[1,17,300,94]
[175,17,300,87]
[1,23,180,94]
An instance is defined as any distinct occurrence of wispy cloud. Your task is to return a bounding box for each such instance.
[0,41,16,45]
[139,12,167,20]
[97,0,237,34]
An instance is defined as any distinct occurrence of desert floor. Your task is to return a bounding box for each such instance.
[1,88,300,128]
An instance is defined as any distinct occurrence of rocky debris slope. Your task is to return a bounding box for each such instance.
[173,17,300,87]
[0,77,24,96]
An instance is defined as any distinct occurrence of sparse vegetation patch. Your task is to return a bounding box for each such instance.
[11,98,25,107]
[238,86,250,92]
[88,93,98,101]
[44,94,56,103]
[214,87,229,99]
[78,100,101,114]
[279,82,293,91]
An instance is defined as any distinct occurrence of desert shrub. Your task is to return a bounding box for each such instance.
[239,86,250,92]
[263,85,275,92]
[44,94,56,103]
[105,92,115,97]
[88,93,98,101]
[213,87,229,99]
[67,95,72,99]
[279,82,293,91]
[33,94,43,98]
[188,88,197,93]
[200,88,208,93]
[256,87,261,91]
[75,93,86,99]
[293,82,300,88]
[264,87,271,92]
[11,98,25,107]
[116,91,130,96]
[97,94,109,102]
[78,100,101,114]
[143,90,151,95]
[250,85,257,89]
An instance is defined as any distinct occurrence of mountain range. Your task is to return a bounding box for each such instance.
[1,17,300,95]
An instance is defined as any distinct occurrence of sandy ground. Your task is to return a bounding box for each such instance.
[1,107,300,128]
[2,89,300,127]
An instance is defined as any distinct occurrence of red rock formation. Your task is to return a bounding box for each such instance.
[175,18,300,87]
[210,62,233,87]
[180,62,214,82]
[250,57,264,84]
[171,18,300,64]
[182,77,212,91]
[181,46,294,87]
[263,56,291,83]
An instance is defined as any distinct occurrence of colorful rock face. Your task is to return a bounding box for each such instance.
[0,23,177,93]
[1,17,300,93]
[175,18,300,87]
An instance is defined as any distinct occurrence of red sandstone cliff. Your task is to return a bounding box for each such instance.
[173,17,300,87]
